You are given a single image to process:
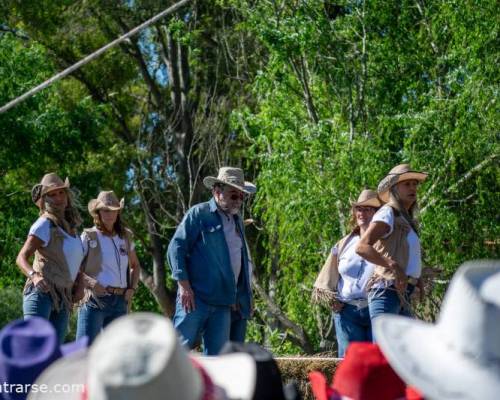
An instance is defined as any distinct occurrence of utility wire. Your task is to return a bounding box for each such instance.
[0,0,191,114]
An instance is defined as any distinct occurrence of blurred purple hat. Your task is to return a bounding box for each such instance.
[0,317,88,400]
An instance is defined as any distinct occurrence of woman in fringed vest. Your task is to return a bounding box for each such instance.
[312,190,382,357]
[16,173,84,343]
[356,164,428,340]
[76,191,140,344]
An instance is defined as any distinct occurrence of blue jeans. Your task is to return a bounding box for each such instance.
[23,284,69,344]
[229,309,248,343]
[368,286,401,342]
[333,303,372,357]
[173,295,231,355]
[76,294,127,344]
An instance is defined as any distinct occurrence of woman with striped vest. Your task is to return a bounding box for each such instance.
[76,191,140,344]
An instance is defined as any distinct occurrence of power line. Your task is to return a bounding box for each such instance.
[0,0,191,114]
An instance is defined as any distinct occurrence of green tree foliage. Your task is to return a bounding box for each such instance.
[0,0,497,354]
[1,0,262,315]
[0,32,119,290]
[230,0,499,352]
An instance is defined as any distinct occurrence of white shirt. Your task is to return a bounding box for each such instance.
[372,205,422,278]
[81,229,135,288]
[332,235,375,301]
[217,210,243,283]
[29,217,84,282]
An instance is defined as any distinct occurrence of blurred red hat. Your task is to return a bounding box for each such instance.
[309,342,423,400]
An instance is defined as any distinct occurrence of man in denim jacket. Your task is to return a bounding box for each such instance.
[167,167,255,355]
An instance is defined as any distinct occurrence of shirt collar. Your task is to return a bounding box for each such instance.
[209,197,218,213]
[209,197,241,222]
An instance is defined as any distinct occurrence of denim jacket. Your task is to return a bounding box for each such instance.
[167,198,252,317]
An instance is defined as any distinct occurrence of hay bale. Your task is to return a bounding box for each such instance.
[276,355,340,400]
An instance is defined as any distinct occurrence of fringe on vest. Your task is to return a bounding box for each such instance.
[311,233,355,308]
[26,212,76,312]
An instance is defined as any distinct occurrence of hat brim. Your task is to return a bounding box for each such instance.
[351,197,382,208]
[194,353,256,400]
[28,349,87,400]
[203,176,256,195]
[34,178,70,207]
[378,172,427,203]
[31,352,257,400]
[41,177,70,196]
[480,270,500,307]
[88,198,125,217]
[60,335,89,357]
[374,315,500,400]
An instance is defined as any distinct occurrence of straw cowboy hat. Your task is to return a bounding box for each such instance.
[377,164,428,203]
[31,173,70,207]
[0,317,88,400]
[203,167,257,195]
[29,312,256,400]
[350,189,382,208]
[88,191,124,219]
[374,259,500,400]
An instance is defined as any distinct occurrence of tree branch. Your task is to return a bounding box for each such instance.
[252,275,314,354]
[421,153,498,214]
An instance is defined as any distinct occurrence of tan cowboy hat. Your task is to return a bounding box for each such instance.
[377,164,428,203]
[203,167,256,194]
[88,191,124,218]
[350,189,382,208]
[31,173,70,207]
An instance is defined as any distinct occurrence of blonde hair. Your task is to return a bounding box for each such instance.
[388,185,420,234]
[40,188,82,232]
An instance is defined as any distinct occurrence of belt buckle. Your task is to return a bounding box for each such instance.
[407,277,419,286]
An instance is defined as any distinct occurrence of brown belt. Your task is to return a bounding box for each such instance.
[106,287,127,295]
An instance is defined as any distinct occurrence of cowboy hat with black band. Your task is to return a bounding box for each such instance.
[203,167,256,195]
[31,173,70,208]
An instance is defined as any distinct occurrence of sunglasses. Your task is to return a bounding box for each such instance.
[229,192,245,201]
[355,206,376,213]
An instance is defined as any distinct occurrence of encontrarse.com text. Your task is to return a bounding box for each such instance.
[0,383,84,395]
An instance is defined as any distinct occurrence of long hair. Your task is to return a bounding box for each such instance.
[40,188,82,234]
[388,185,420,234]
[94,212,126,238]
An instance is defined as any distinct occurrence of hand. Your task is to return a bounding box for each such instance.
[178,281,195,313]
[124,288,135,302]
[331,299,344,313]
[394,267,408,292]
[32,274,49,292]
[387,260,407,292]
[93,282,109,297]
